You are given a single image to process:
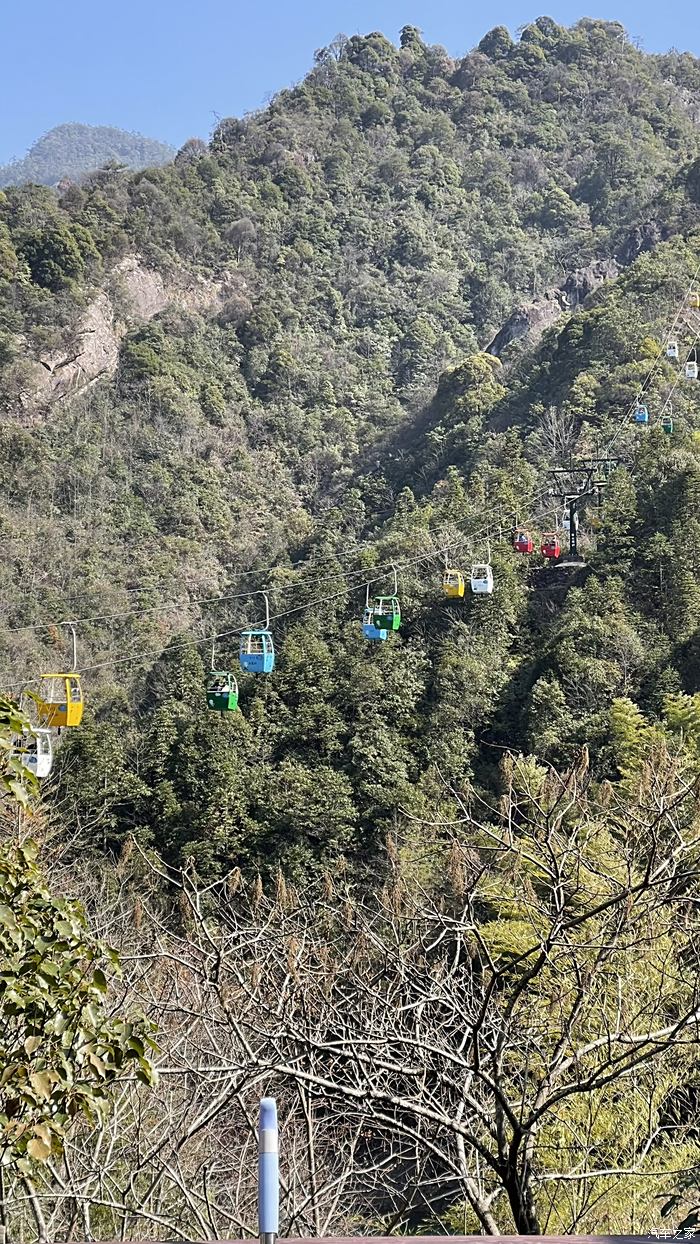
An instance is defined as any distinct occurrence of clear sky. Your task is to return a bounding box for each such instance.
[2,0,697,164]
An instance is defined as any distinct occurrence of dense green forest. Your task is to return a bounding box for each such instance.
[0,123,175,188]
[4,17,700,1237]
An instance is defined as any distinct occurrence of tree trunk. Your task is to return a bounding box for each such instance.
[503,1156,542,1235]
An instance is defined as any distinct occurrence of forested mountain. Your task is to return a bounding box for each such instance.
[0,122,174,187]
[3,17,700,1237]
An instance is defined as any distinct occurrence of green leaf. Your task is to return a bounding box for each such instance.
[92,967,107,993]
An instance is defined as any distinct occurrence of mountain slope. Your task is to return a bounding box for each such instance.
[0,19,699,881]
[0,122,175,187]
[4,22,700,1238]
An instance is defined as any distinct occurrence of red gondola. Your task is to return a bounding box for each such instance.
[541,533,561,560]
[513,528,534,554]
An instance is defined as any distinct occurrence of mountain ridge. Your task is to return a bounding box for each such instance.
[0,121,175,188]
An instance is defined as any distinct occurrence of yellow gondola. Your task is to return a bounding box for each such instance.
[443,568,465,598]
[33,623,84,728]
[689,291,700,310]
[35,673,83,728]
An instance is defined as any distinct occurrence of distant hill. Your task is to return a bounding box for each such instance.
[0,122,175,187]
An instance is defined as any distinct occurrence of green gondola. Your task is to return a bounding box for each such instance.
[206,669,239,712]
[372,595,401,631]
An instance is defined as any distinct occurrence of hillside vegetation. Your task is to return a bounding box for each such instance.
[2,18,700,1237]
[0,122,174,188]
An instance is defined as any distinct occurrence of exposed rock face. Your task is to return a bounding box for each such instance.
[36,292,119,404]
[114,255,169,320]
[17,256,244,415]
[616,220,666,266]
[562,258,619,308]
[487,259,619,358]
[486,224,673,362]
[486,296,564,356]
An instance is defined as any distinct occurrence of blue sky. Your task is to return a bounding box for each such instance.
[2,0,697,164]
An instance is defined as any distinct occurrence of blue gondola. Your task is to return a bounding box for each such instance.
[633,403,649,425]
[239,592,275,674]
[362,607,388,642]
[240,631,275,673]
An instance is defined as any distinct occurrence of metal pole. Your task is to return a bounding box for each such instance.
[261,592,270,631]
[69,622,78,672]
[258,1097,279,1244]
[569,498,577,558]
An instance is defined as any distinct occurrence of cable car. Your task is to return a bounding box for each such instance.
[686,358,699,380]
[661,413,674,435]
[633,403,649,425]
[239,632,274,674]
[206,670,239,712]
[561,507,579,532]
[513,529,533,554]
[239,592,275,674]
[373,596,401,631]
[20,730,53,779]
[541,533,561,559]
[33,623,84,729]
[362,607,388,642]
[470,563,494,595]
[207,639,239,709]
[667,340,679,359]
[35,673,83,728]
[442,569,465,598]
[370,564,401,631]
[689,291,700,310]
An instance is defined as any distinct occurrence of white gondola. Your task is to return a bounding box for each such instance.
[686,360,699,380]
[20,730,53,780]
[470,563,494,595]
[667,340,679,360]
[561,507,579,532]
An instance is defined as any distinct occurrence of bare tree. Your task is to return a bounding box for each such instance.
[528,405,579,464]
[7,744,700,1238]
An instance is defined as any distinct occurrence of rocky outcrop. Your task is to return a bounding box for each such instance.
[616,220,666,266]
[562,258,618,308]
[16,256,246,415]
[486,297,564,356]
[35,292,120,404]
[487,259,619,358]
[112,255,169,320]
